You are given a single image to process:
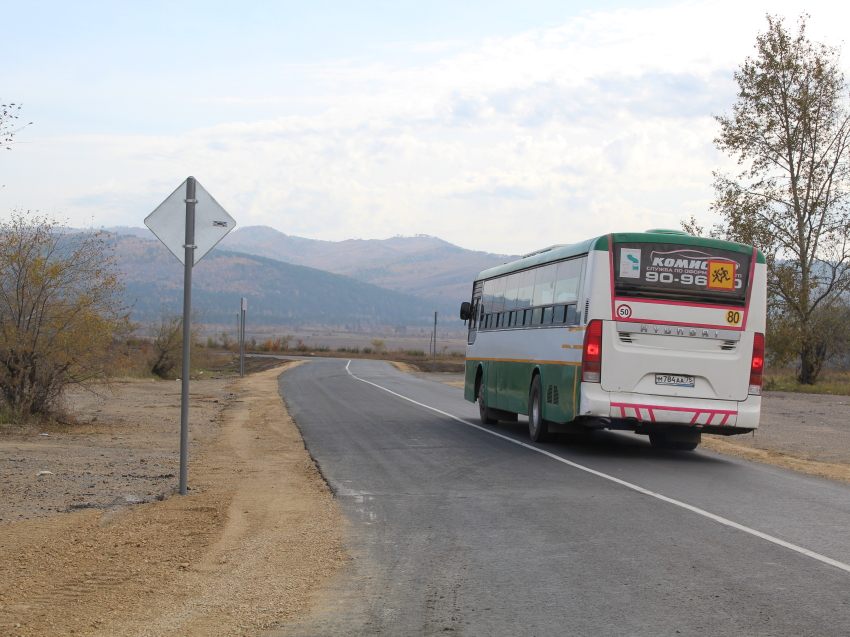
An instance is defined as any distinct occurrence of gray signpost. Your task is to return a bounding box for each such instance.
[144,177,236,495]
[239,297,247,378]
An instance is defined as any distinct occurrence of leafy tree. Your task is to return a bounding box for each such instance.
[706,13,850,383]
[0,213,130,416]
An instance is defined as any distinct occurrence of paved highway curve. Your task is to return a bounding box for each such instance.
[268,358,850,637]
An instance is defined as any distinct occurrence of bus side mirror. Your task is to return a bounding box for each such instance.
[459,302,472,321]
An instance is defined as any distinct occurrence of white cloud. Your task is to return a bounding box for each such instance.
[2,0,849,254]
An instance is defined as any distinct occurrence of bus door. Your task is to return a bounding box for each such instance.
[468,281,482,345]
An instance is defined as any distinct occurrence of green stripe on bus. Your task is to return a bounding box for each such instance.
[465,359,580,423]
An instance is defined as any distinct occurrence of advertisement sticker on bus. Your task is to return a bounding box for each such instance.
[613,242,751,306]
[619,248,641,278]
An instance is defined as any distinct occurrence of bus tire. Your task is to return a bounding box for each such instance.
[649,433,699,451]
[674,441,699,451]
[649,433,675,449]
[477,386,497,425]
[528,376,550,442]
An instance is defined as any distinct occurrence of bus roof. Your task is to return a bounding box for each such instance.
[474,231,765,282]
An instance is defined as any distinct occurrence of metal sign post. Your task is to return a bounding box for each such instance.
[239,297,247,378]
[178,177,196,495]
[144,176,236,496]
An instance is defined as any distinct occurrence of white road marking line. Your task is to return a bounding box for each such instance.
[345,360,850,575]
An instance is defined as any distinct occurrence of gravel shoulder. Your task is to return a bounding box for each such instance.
[0,362,346,637]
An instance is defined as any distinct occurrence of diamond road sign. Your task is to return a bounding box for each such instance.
[144,178,236,265]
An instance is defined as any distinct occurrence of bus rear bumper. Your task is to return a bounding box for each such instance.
[579,384,760,431]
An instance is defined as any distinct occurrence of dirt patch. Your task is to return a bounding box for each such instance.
[701,391,850,484]
[410,361,465,373]
[701,435,850,484]
[0,378,226,524]
[389,361,465,388]
[0,362,345,637]
[388,361,419,374]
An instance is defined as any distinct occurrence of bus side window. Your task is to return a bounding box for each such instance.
[553,305,566,323]
[517,269,535,309]
[565,304,577,325]
[511,311,521,327]
[542,307,553,324]
[532,307,543,325]
[503,273,520,311]
[532,264,557,306]
[482,279,495,314]
[554,258,582,304]
[492,277,507,314]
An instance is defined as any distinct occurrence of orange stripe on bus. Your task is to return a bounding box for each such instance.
[467,357,581,366]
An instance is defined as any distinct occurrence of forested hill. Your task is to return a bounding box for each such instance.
[104,226,518,304]
[108,235,456,326]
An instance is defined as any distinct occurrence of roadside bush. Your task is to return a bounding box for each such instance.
[0,213,130,417]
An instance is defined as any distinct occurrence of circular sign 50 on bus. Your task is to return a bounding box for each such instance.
[616,304,632,319]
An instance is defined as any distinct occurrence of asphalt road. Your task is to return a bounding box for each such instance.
[266,358,850,637]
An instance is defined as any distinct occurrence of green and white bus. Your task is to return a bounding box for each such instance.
[459,229,767,450]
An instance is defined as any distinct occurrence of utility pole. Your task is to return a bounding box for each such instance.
[433,311,437,373]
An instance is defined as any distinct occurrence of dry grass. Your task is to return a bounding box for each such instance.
[764,367,850,395]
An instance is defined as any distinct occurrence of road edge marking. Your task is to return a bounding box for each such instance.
[345,360,850,575]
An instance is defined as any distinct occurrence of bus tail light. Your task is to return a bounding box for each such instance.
[749,332,765,396]
[582,319,603,383]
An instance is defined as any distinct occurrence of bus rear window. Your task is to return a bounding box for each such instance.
[613,242,751,306]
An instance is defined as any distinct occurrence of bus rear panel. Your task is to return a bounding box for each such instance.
[579,233,766,435]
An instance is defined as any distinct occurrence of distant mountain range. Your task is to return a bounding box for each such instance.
[105,226,517,304]
[107,235,456,327]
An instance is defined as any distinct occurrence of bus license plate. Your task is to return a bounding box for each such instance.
[655,374,695,387]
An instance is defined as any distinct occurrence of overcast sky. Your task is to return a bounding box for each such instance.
[2,0,848,254]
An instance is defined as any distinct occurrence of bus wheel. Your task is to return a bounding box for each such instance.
[649,434,697,451]
[649,433,675,449]
[478,390,497,425]
[528,377,550,443]
[674,441,699,451]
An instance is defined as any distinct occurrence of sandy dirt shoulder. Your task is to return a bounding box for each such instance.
[0,362,346,637]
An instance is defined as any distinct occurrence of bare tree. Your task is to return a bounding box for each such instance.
[146,308,202,379]
[708,13,850,383]
[1,101,30,151]
[0,213,130,416]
